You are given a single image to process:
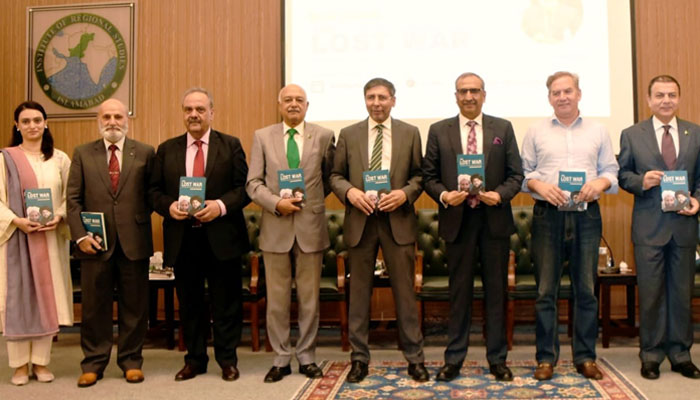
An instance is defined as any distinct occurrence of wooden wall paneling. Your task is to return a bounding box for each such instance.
[1,0,699,318]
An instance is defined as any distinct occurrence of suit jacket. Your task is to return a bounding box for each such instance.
[246,122,335,253]
[66,138,155,261]
[330,118,423,247]
[422,114,523,242]
[618,117,700,247]
[150,130,251,266]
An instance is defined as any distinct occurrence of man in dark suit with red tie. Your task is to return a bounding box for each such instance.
[67,99,155,387]
[150,88,250,382]
[422,72,523,382]
[619,75,700,380]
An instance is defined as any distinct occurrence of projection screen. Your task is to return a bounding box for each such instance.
[284,0,635,153]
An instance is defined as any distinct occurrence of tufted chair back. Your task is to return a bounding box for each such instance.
[321,210,347,293]
[242,210,264,287]
[510,207,533,275]
[416,209,448,277]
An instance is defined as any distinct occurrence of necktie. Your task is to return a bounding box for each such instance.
[466,120,477,154]
[465,121,480,208]
[287,128,300,168]
[193,140,205,177]
[661,125,676,169]
[108,144,120,194]
[369,124,384,171]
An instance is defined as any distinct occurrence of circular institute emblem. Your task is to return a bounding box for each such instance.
[34,13,127,109]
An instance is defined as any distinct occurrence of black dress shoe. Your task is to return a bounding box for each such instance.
[435,363,461,382]
[264,365,291,383]
[175,364,206,381]
[221,365,239,381]
[640,362,660,380]
[346,361,368,383]
[671,361,700,379]
[489,363,513,381]
[408,363,430,382]
[299,363,323,379]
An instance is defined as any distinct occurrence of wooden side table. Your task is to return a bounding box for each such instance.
[148,274,176,350]
[597,271,639,348]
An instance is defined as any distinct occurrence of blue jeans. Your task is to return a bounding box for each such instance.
[532,201,601,365]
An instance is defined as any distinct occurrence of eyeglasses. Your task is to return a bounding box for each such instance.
[456,88,483,96]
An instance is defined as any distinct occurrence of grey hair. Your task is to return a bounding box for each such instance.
[182,87,214,108]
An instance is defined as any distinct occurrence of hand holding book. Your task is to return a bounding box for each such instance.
[11,216,42,234]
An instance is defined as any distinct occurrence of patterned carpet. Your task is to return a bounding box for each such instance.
[292,359,647,400]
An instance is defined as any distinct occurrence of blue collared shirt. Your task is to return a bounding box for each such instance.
[520,115,619,200]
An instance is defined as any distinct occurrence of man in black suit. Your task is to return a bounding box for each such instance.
[150,87,250,382]
[422,72,523,382]
[619,75,700,380]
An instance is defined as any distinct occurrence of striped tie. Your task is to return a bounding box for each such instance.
[369,124,383,171]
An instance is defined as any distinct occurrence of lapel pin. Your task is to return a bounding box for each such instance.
[684,130,689,135]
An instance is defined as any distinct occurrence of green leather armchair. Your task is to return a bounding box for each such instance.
[242,210,265,352]
[414,209,485,332]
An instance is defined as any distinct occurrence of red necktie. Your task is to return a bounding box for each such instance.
[661,125,676,169]
[466,121,480,208]
[108,144,120,194]
[193,140,205,177]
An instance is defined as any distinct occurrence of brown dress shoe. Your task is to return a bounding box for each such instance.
[175,364,205,381]
[576,361,603,380]
[125,369,145,383]
[77,372,103,388]
[221,365,239,381]
[534,363,553,380]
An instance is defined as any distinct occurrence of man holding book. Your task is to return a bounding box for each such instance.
[330,78,427,383]
[520,71,618,381]
[150,88,250,382]
[66,98,155,387]
[246,84,335,383]
[618,75,700,380]
[422,72,523,382]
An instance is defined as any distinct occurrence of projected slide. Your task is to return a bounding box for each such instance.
[285,0,634,149]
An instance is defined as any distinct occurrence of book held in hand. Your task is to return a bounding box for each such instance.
[456,154,485,195]
[278,168,306,207]
[80,212,108,251]
[179,177,207,216]
[363,169,391,209]
[660,170,690,212]
[558,170,587,212]
[24,188,53,226]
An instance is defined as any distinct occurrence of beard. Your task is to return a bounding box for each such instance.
[99,122,128,143]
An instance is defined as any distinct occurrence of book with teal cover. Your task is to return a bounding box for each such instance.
[660,170,690,212]
[24,188,53,226]
[363,169,391,208]
[558,170,587,212]
[278,168,306,207]
[179,177,206,216]
[80,212,108,251]
[456,154,485,195]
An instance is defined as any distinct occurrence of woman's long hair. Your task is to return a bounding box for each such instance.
[11,101,54,160]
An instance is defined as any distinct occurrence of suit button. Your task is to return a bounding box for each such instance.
[114,201,118,205]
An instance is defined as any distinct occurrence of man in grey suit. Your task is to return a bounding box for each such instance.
[246,84,335,382]
[619,75,700,380]
[67,99,155,387]
[330,78,428,383]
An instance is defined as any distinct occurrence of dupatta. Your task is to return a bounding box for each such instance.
[1,147,58,340]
